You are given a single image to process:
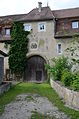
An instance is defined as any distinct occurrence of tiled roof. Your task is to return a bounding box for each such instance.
[52,7,79,19]
[0,7,54,23]
[0,6,79,22]
[0,14,26,23]
[18,7,54,21]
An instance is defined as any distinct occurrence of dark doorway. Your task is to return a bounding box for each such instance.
[36,71,42,81]
[24,55,47,82]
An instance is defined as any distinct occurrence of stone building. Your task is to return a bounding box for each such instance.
[0,50,7,84]
[0,2,79,81]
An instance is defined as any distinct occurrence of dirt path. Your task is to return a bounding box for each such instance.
[0,93,70,119]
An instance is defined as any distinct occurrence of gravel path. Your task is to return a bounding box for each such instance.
[0,93,70,119]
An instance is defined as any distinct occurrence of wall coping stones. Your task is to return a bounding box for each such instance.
[50,78,79,110]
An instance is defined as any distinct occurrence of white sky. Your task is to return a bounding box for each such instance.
[0,0,79,16]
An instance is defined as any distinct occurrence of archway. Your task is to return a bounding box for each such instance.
[24,55,47,82]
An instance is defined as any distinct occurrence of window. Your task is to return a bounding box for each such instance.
[72,22,78,29]
[57,43,62,54]
[38,23,46,31]
[0,28,2,34]
[24,24,31,31]
[5,28,10,35]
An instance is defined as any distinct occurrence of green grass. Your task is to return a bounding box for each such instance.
[0,82,79,119]
[26,95,34,102]
[31,111,56,119]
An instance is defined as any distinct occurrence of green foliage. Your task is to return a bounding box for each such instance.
[4,42,9,49]
[61,71,79,90]
[8,21,29,77]
[46,55,79,91]
[61,70,73,86]
[71,79,79,91]
[31,111,55,119]
[46,56,72,81]
[66,34,79,90]
[66,34,79,66]
[71,73,79,91]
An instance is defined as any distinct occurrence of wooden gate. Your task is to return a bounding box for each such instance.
[24,55,47,82]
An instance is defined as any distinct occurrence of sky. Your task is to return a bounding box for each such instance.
[0,0,79,16]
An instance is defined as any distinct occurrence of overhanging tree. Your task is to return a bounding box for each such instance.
[66,34,79,64]
[9,21,29,78]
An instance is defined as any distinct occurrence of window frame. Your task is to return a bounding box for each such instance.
[0,28,2,34]
[24,24,31,31]
[72,21,78,29]
[5,28,11,35]
[38,22,46,32]
[57,43,62,54]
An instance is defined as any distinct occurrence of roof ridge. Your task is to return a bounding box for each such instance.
[0,6,51,18]
[52,6,79,12]
[1,6,79,21]
[0,13,27,18]
[53,7,79,19]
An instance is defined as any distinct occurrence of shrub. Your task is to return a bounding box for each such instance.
[71,73,79,91]
[71,80,79,91]
[61,70,73,86]
[46,56,72,81]
[8,22,29,77]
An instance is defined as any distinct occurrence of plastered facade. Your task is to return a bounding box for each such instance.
[0,20,73,74]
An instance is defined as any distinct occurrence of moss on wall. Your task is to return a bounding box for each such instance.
[38,39,45,48]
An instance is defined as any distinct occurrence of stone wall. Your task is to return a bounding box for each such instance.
[0,57,4,84]
[50,78,79,110]
[0,43,9,74]
[0,82,11,94]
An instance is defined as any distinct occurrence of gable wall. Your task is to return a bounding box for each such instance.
[26,20,72,62]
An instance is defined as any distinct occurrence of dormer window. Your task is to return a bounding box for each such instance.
[24,24,31,31]
[72,21,78,29]
[5,28,10,35]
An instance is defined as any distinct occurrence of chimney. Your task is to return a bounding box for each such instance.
[38,2,42,12]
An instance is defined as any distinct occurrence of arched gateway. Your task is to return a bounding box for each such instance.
[24,55,47,82]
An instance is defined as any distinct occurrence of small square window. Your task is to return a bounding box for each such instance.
[38,23,46,32]
[40,24,45,30]
[24,24,31,31]
[5,28,10,35]
[72,22,78,29]
[57,44,62,54]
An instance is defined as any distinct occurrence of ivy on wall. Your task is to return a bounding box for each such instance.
[8,21,29,78]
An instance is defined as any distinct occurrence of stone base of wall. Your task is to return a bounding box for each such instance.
[50,78,79,110]
[0,82,11,94]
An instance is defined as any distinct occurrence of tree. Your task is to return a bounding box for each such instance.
[66,33,79,72]
[66,33,79,71]
[8,21,29,78]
